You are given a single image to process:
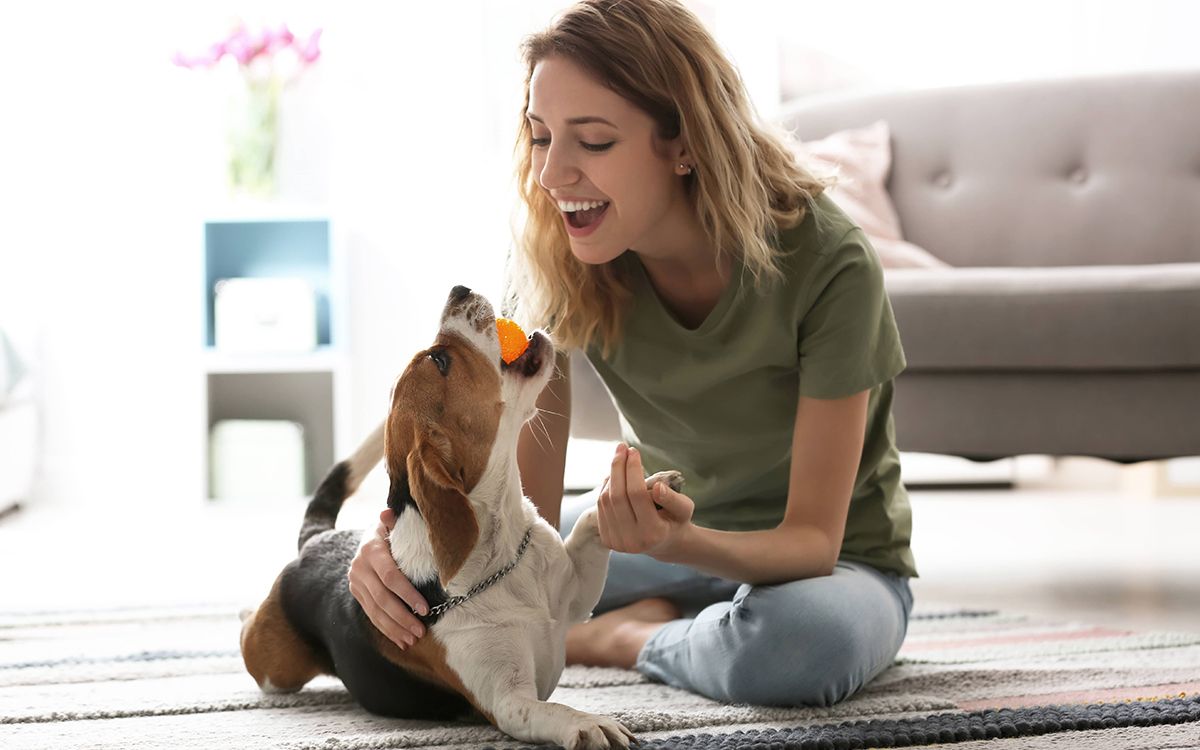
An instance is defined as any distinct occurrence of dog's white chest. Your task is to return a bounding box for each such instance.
[390,513,438,583]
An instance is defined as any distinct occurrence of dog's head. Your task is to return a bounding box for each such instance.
[384,285,554,582]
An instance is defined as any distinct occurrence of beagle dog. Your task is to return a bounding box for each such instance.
[239,286,681,750]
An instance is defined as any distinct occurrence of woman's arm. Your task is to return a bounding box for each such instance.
[517,349,572,528]
[601,388,870,585]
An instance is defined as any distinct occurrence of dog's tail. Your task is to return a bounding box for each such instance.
[298,421,386,551]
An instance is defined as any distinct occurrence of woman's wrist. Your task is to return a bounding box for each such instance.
[650,520,698,563]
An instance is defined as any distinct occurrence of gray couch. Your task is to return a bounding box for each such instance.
[570,70,1200,463]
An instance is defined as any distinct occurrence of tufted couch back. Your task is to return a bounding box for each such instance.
[779,70,1200,268]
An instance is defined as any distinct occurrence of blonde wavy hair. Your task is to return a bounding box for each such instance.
[506,0,831,355]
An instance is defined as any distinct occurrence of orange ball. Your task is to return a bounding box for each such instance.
[496,317,529,364]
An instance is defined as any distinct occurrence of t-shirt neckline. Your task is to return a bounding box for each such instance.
[626,251,745,336]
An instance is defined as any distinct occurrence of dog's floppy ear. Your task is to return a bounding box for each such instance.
[406,426,479,585]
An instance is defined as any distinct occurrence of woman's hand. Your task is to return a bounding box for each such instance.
[597,443,695,559]
[347,509,430,650]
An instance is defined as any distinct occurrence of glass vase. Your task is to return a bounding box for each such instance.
[227,74,280,197]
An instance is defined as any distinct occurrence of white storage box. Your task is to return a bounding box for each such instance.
[210,419,306,500]
[214,277,317,353]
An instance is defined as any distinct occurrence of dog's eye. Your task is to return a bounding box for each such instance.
[428,349,450,375]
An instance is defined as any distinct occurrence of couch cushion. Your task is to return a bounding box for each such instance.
[886,263,1200,370]
[793,120,949,269]
[781,71,1200,268]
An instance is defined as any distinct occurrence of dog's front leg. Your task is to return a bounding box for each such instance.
[562,506,610,624]
[564,471,684,624]
[447,633,634,749]
[493,691,635,750]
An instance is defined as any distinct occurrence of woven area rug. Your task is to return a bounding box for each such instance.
[2,605,1199,749]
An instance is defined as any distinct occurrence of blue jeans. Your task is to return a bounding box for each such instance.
[559,490,914,707]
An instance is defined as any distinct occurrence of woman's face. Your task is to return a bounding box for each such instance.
[527,55,684,265]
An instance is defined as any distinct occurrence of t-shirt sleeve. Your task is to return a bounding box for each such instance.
[796,228,907,399]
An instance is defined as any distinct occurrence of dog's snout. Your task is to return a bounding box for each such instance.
[441,285,496,341]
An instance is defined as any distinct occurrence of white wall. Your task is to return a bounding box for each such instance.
[1,3,221,507]
[769,0,1200,102]
[3,0,1198,510]
[324,1,569,502]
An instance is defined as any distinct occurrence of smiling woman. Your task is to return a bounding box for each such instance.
[352,0,916,715]
[508,5,828,353]
[501,0,916,709]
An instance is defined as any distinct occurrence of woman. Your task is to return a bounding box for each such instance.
[350,0,915,707]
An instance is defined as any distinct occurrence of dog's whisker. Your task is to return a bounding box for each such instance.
[532,417,549,446]
[532,407,555,433]
[533,412,557,450]
[525,415,550,453]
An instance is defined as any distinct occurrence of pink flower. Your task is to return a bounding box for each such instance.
[296,28,322,64]
[264,24,295,55]
[172,22,322,72]
[223,25,258,66]
[171,41,227,70]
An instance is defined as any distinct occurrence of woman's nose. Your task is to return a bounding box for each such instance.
[538,143,577,191]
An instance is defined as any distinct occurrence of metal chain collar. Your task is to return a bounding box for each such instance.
[426,526,535,618]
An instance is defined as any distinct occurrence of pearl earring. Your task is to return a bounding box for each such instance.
[678,162,693,175]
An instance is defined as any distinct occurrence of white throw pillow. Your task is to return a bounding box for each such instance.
[794,120,950,270]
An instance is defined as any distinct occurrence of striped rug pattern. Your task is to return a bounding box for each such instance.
[1,605,1198,748]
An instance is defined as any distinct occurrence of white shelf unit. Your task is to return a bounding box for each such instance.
[201,215,350,500]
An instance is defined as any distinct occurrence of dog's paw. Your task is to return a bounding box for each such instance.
[645,470,684,494]
[561,712,635,750]
[574,506,603,536]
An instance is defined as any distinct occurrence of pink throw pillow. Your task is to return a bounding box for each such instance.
[795,120,949,269]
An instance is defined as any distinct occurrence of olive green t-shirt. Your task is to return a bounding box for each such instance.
[584,193,917,578]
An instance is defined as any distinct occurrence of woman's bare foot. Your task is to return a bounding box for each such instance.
[566,597,683,669]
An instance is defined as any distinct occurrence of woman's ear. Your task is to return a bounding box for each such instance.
[653,132,693,176]
[669,139,694,176]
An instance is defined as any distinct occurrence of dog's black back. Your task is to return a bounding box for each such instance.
[280,529,472,719]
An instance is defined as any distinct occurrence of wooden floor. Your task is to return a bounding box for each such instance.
[902,454,1199,633]
[909,488,1200,633]
[1,455,1197,635]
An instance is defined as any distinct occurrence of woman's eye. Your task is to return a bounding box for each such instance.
[531,137,550,148]
[582,141,615,152]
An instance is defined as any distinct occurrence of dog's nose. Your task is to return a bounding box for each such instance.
[441,284,494,335]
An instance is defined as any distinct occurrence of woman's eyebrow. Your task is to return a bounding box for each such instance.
[526,112,618,128]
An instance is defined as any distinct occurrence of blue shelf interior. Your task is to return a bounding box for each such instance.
[203,219,332,348]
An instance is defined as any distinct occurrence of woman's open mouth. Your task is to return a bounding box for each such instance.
[562,202,609,238]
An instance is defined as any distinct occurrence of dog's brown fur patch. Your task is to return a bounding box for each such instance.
[371,628,496,724]
[240,575,332,691]
[385,331,503,585]
[408,434,480,582]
